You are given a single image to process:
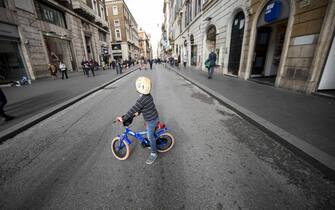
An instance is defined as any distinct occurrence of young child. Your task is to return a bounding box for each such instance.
[115,76,159,164]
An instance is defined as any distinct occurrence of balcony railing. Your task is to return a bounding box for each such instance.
[95,15,109,29]
[72,0,95,20]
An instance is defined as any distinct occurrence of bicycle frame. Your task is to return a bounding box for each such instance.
[117,126,168,146]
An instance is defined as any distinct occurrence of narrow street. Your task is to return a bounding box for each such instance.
[1,65,334,209]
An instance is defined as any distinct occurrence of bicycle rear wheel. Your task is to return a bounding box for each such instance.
[156,132,175,153]
[111,137,130,160]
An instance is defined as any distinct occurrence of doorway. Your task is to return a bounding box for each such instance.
[0,40,27,81]
[190,34,197,66]
[251,22,287,85]
[206,25,216,54]
[228,11,245,76]
[44,36,75,71]
[250,0,290,85]
[318,35,335,97]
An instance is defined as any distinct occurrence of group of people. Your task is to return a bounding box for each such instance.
[81,59,98,77]
[48,60,69,80]
[110,59,127,75]
[166,49,217,79]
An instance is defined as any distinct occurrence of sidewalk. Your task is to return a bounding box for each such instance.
[0,66,138,132]
[167,65,335,174]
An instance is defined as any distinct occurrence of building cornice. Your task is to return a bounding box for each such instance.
[173,10,203,41]
[46,0,109,33]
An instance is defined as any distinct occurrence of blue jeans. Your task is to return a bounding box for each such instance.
[208,66,214,78]
[146,118,159,153]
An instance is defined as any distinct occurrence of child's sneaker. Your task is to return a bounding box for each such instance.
[145,153,158,165]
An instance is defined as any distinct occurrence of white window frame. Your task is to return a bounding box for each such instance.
[114,19,120,27]
[115,28,121,40]
[112,6,118,15]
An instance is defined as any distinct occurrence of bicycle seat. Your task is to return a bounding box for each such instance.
[143,121,165,130]
[155,122,165,130]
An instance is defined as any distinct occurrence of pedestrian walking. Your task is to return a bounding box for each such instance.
[205,49,217,79]
[48,63,57,80]
[84,61,91,77]
[59,61,68,79]
[89,59,95,76]
[81,59,87,76]
[0,88,14,121]
[111,60,116,70]
[116,59,122,75]
[149,59,153,70]
[183,54,187,68]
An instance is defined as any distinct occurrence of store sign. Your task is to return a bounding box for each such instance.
[264,0,281,22]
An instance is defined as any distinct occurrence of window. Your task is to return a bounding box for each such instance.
[100,6,105,19]
[114,20,120,27]
[198,0,202,13]
[112,44,121,50]
[194,0,197,16]
[99,31,106,41]
[115,29,121,40]
[0,0,6,8]
[126,29,129,39]
[35,1,67,28]
[188,1,192,22]
[112,6,118,15]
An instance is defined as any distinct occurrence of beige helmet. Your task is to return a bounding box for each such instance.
[136,76,151,94]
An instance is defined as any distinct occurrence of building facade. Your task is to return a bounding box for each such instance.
[138,28,152,59]
[0,0,111,81]
[162,0,335,95]
[106,0,140,61]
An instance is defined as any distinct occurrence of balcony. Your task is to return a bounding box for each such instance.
[72,0,95,21]
[55,0,73,8]
[95,15,109,30]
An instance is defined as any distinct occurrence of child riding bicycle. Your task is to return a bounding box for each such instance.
[115,76,159,165]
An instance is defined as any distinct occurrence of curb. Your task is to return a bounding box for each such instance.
[166,65,335,179]
[0,68,138,143]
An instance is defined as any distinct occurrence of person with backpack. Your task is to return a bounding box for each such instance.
[205,49,217,79]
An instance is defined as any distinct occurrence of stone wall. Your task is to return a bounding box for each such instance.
[16,8,49,79]
[246,0,330,92]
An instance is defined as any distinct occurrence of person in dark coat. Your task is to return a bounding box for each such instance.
[0,85,14,121]
[149,59,153,70]
[116,59,122,75]
[111,60,116,70]
[206,50,217,79]
[89,59,95,76]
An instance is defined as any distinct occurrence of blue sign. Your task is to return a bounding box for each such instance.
[264,0,281,22]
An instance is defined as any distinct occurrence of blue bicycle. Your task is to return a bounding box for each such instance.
[111,117,175,160]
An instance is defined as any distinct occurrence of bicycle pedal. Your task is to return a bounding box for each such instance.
[141,142,150,148]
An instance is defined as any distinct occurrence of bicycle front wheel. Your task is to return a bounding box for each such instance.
[111,137,130,160]
[156,132,175,153]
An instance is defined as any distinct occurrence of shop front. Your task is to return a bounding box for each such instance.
[250,0,290,85]
[100,46,110,65]
[44,33,75,71]
[0,23,27,81]
[318,34,335,96]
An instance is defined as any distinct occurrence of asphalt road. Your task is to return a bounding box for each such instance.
[0,65,334,209]
[0,67,133,132]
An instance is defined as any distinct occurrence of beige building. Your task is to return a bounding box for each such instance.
[0,0,111,80]
[106,0,139,61]
[138,28,152,59]
[162,0,335,96]
[243,0,335,95]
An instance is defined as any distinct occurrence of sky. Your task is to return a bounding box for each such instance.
[124,0,164,58]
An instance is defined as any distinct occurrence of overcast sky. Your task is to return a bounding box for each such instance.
[124,0,164,57]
